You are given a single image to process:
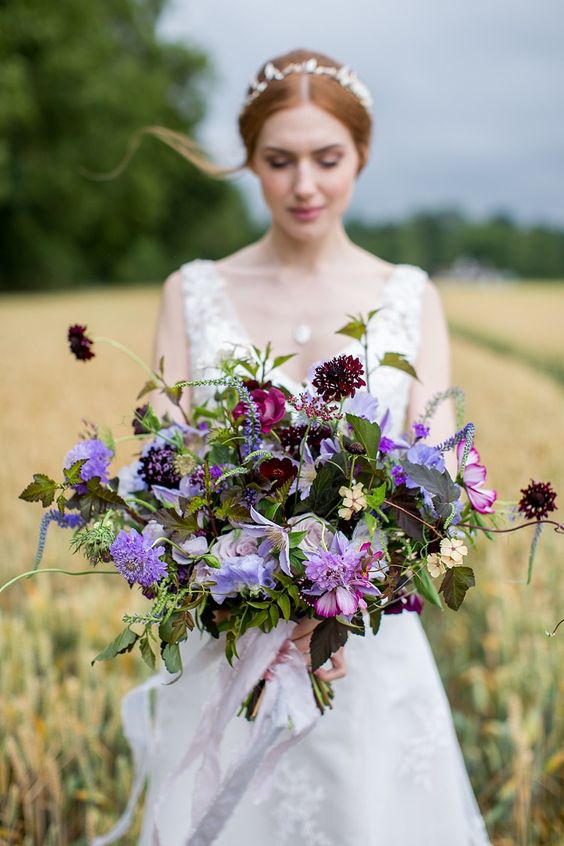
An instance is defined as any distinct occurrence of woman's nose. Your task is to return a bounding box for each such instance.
[293,162,316,200]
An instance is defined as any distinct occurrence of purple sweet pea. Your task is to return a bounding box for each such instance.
[456,441,497,514]
[196,553,277,604]
[302,532,382,618]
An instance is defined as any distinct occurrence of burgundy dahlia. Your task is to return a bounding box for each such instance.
[518,479,557,521]
[312,354,366,402]
[68,324,95,361]
[258,457,297,488]
[139,445,181,489]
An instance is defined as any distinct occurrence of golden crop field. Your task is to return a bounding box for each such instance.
[0,281,562,845]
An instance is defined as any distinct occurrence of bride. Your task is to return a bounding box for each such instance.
[101,48,491,846]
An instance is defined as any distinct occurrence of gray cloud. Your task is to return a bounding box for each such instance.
[159,0,564,225]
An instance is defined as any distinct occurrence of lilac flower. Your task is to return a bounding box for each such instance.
[196,553,276,604]
[109,528,167,587]
[456,441,497,514]
[412,422,430,440]
[391,465,407,486]
[236,506,292,575]
[64,438,113,493]
[302,531,382,617]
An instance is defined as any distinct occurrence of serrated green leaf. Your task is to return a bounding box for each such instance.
[288,530,307,548]
[310,618,349,671]
[19,473,59,507]
[63,459,88,486]
[91,627,138,665]
[412,566,443,608]
[379,352,419,381]
[365,482,387,509]
[439,566,475,611]
[161,642,182,673]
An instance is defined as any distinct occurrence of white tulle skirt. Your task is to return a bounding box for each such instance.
[136,612,490,846]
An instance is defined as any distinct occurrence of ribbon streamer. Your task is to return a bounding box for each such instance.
[91,621,319,846]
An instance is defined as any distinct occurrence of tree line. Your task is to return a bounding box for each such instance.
[1,0,562,292]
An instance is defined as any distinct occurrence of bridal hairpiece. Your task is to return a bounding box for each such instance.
[240,57,373,114]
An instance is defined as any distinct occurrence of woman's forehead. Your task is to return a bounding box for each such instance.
[257,105,352,151]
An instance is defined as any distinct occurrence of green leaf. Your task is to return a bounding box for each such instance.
[91,627,139,665]
[136,379,159,400]
[379,352,419,381]
[277,593,291,621]
[63,459,88,486]
[413,566,443,608]
[139,634,156,670]
[269,604,280,627]
[304,461,345,518]
[288,530,307,548]
[310,618,349,671]
[400,461,459,505]
[367,308,381,322]
[368,607,382,635]
[19,473,59,507]
[336,319,365,342]
[272,353,296,369]
[439,566,475,610]
[365,482,386,510]
[161,642,182,673]
[345,414,381,461]
[197,553,221,569]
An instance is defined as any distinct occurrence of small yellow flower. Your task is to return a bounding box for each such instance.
[426,553,445,579]
[438,537,468,569]
[338,482,367,520]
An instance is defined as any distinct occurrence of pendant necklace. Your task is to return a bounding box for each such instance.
[292,322,312,345]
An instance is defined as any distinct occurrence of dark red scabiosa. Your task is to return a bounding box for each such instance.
[258,457,297,489]
[68,324,95,361]
[132,404,150,435]
[312,354,366,402]
[518,479,557,521]
[139,445,181,489]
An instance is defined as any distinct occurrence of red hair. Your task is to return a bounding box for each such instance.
[113,49,372,180]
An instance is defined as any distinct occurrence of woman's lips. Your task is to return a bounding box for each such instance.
[288,206,325,221]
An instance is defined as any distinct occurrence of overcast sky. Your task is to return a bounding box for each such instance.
[158,0,564,227]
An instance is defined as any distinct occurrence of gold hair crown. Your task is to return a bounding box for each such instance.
[240,57,373,115]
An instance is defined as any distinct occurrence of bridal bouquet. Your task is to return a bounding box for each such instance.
[10,319,561,716]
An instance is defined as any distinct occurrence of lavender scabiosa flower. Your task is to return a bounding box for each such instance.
[302,532,382,617]
[109,528,167,587]
[64,438,113,493]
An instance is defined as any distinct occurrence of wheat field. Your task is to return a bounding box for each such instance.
[0,281,563,845]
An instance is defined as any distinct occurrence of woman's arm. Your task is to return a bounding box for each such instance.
[406,278,457,478]
[150,270,191,423]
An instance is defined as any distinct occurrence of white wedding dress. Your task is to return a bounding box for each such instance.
[130,259,491,846]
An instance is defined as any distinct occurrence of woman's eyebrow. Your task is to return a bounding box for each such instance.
[262,144,344,154]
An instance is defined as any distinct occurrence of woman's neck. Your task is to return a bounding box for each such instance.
[255,220,359,274]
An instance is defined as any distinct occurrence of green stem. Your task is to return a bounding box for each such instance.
[94,337,160,381]
[0,568,119,595]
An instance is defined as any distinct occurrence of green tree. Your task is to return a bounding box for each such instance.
[0,0,255,290]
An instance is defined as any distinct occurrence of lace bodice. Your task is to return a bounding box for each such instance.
[180,259,428,438]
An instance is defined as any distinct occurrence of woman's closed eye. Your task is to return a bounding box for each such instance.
[267,159,340,169]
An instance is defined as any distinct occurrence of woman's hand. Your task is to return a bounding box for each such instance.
[290,617,347,682]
